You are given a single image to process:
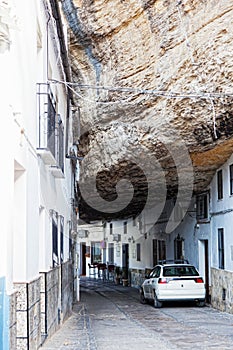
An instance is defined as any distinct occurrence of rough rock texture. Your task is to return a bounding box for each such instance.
[62,0,233,221]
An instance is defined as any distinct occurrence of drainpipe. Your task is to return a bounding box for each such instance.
[26,283,29,350]
[45,274,48,338]
[46,8,51,83]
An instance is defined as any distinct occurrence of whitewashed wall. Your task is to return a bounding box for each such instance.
[0,0,75,283]
[210,153,233,271]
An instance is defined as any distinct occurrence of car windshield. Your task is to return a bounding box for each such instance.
[163,265,199,277]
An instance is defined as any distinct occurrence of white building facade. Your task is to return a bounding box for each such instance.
[209,153,233,313]
[0,0,78,348]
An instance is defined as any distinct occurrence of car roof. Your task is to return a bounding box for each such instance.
[158,259,189,265]
[155,264,194,268]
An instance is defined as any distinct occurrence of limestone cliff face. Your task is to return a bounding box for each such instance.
[62,0,233,220]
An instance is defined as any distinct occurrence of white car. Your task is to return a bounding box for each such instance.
[139,260,206,308]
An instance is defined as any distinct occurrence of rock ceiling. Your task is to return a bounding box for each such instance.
[61,0,233,222]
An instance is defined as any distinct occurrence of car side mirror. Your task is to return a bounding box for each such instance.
[145,274,150,279]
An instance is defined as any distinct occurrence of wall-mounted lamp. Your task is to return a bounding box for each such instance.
[128,236,135,243]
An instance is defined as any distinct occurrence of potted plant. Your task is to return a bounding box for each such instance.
[122,267,128,287]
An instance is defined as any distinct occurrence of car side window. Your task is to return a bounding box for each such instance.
[150,266,160,278]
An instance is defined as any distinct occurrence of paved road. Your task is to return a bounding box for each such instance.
[41,278,233,350]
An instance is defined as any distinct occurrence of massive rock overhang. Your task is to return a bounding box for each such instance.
[61,0,233,223]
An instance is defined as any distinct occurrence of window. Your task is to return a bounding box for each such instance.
[196,193,208,220]
[69,233,72,260]
[110,223,113,235]
[136,243,141,261]
[153,239,166,266]
[57,117,64,172]
[217,169,223,200]
[230,164,233,195]
[91,242,102,264]
[108,243,114,264]
[218,228,225,269]
[60,216,64,263]
[174,234,184,260]
[163,266,198,277]
[150,266,161,278]
[37,84,64,174]
[47,93,56,157]
[123,221,127,234]
[52,218,58,267]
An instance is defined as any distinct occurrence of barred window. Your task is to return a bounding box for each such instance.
[229,164,233,195]
[196,193,208,221]
[136,243,141,261]
[217,170,223,200]
[110,223,113,235]
[52,218,58,267]
[218,228,225,270]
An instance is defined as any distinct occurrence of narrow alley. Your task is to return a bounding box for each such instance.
[41,278,233,350]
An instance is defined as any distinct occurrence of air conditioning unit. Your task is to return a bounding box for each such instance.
[113,234,121,242]
[78,230,89,238]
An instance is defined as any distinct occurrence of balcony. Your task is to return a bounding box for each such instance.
[37,83,64,178]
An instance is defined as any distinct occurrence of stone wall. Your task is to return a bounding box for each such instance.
[14,277,41,350]
[130,268,149,288]
[40,267,60,344]
[211,267,233,314]
[40,263,75,345]
[11,265,74,348]
[61,261,73,322]
[13,265,73,349]
[9,291,17,350]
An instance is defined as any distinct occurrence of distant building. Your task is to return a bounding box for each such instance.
[77,152,233,314]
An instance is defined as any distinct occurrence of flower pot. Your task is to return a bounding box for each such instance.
[115,277,120,285]
[122,279,128,287]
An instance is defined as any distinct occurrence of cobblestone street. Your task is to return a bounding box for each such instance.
[41,277,233,350]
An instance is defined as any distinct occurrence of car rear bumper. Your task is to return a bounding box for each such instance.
[157,289,206,301]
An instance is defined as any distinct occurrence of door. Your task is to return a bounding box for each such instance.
[122,244,129,279]
[80,243,86,276]
[153,239,166,265]
[198,239,210,302]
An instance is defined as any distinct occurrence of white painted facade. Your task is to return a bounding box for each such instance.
[0,0,78,348]
[5,0,76,282]
[210,153,233,271]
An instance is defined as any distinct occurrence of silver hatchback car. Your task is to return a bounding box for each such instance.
[139,260,206,308]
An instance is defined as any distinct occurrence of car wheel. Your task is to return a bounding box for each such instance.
[154,292,162,308]
[196,300,205,307]
[139,290,147,304]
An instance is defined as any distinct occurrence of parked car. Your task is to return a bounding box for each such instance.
[139,260,206,308]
